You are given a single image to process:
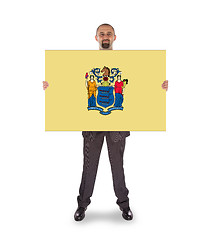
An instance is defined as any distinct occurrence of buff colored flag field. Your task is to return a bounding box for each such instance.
[45,50,166,131]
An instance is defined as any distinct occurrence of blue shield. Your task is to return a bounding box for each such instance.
[97,86,114,108]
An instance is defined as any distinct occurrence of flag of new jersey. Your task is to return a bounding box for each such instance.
[45,50,166,131]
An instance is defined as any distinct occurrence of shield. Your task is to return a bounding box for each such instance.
[97,86,114,108]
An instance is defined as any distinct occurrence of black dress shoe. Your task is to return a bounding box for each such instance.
[120,207,133,220]
[74,207,86,221]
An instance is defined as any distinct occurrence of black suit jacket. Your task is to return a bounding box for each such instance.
[82,131,130,142]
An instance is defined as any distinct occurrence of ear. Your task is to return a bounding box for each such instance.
[95,35,98,41]
[114,35,116,41]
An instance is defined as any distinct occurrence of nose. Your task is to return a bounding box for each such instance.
[102,34,110,39]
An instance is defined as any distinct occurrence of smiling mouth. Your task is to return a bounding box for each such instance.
[102,40,110,48]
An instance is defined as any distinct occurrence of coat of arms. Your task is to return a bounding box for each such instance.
[85,66,128,115]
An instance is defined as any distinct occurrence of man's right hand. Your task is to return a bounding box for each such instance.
[43,81,49,90]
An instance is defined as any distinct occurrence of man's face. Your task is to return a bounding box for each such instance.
[95,25,116,50]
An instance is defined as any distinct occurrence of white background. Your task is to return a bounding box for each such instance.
[0,0,211,239]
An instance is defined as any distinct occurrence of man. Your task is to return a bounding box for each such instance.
[43,23,168,222]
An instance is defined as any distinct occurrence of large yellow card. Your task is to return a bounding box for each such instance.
[45,50,166,131]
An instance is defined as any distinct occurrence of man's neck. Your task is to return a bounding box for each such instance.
[99,47,113,50]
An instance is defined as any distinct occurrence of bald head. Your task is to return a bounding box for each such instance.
[96,23,115,36]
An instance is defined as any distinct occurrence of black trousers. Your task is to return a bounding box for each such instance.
[77,131,129,209]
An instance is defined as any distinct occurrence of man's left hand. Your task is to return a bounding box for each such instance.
[162,80,168,91]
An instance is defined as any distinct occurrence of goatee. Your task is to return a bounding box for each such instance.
[102,43,110,49]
